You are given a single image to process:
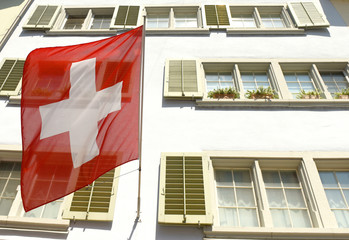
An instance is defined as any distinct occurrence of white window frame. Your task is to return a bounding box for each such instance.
[0,145,70,232]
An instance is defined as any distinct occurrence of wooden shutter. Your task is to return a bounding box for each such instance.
[289,2,329,28]
[62,168,119,221]
[164,60,203,98]
[114,6,139,27]
[0,59,24,96]
[205,5,230,26]
[23,5,60,30]
[158,153,212,225]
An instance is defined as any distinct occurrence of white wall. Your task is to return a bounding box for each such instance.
[0,0,348,239]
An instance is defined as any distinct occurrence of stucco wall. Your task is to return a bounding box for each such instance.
[330,0,349,26]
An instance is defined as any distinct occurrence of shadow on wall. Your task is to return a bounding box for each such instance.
[319,0,347,27]
[0,0,26,10]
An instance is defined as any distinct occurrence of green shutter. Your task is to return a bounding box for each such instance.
[23,5,59,29]
[62,168,119,221]
[0,59,24,96]
[158,153,212,225]
[115,6,139,27]
[165,60,202,98]
[205,5,229,26]
[289,2,329,28]
[126,6,140,26]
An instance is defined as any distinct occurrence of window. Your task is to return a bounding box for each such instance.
[241,72,271,92]
[284,72,317,99]
[0,59,24,96]
[262,170,312,228]
[215,169,259,227]
[0,162,20,216]
[205,72,235,92]
[146,6,204,33]
[23,5,140,33]
[231,14,256,28]
[260,14,285,28]
[320,72,349,97]
[319,171,349,228]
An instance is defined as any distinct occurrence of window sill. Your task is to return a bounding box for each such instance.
[196,98,349,108]
[0,216,69,232]
[8,95,21,105]
[204,226,349,239]
[146,28,210,35]
[46,29,120,36]
[227,28,304,35]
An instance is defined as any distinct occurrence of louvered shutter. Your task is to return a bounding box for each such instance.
[113,6,140,28]
[62,168,119,221]
[205,5,230,27]
[289,2,329,28]
[164,60,203,98]
[158,153,213,225]
[23,5,60,30]
[0,59,24,96]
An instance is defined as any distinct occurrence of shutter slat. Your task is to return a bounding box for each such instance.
[115,6,128,25]
[125,6,139,25]
[205,5,218,25]
[302,2,328,26]
[182,60,198,92]
[168,60,182,92]
[27,6,47,25]
[291,2,312,26]
[39,6,59,25]
[216,5,229,25]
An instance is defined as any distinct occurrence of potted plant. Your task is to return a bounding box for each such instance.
[297,89,322,99]
[334,88,349,99]
[245,86,277,99]
[207,87,239,99]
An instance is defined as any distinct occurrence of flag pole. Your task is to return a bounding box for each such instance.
[137,15,146,220]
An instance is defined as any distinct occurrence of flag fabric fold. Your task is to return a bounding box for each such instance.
[21,26,142,211]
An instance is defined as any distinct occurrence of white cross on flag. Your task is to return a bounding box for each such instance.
[21,27,142,211]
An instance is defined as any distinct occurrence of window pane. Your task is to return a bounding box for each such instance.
[217,188,236,206]
[325,189,346,208]
[216,170,233,186]
[344,190,349,203]
[64,15,86,29]
[271,209,291,227]
[262,171,281,187]
[3,179,19,197]
[290,209,312,228]
[337,172,349,188]
[42,201,62,219]
[234,170,251,187]
[174,13,197,28]
[319,172,338,188]
[0,199,13,215]
[91,15,111,29]
[333,210,349,228]
[236,188,254,207]
[0,162,13,177]
[219,207,238,226]
[24,206,43,218]
[285,189,306,208]
[266,189,286,207]
[239,208,258,227]
[281,171,299,187]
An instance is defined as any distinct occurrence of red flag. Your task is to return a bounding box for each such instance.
[21,26,143,211]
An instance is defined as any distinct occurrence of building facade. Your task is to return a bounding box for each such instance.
[0,0,349,239]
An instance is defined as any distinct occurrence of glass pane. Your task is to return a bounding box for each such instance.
[11,163,21,178]
[0,179,6,192]
[298,74,311,82]
[262,19,274,28]
[333,210,349,228]
[206,73,219,82]
[285,189,306,208]
[42,201,61,219]
[290,209,312,228]
[219,207,238,226]
[281,171,299,187]
[284,74,297,82]
[319,172,338,188]
[217,188,236,206]
[271,209,291,227]
[241,74,254,82]
[24,205,43,218]
[325,189,346,208]
[0,162,13,177]
[337,172,349,188]
[266,189,286,207]
[236,188,254,207]
[343,190,349,204]
[220,82,234,88]
[64,15,85,29]
[255,74,268,82]
[234,170,251,187]
[262,171,281,187]
[3,179,19,197]
[0,198,13,215]
[216,170,233,186]
[239,208,259,227]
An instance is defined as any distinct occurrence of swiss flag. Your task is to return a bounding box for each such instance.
[21,26,143,211]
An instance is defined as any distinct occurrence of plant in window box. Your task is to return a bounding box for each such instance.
[207,87,239,99]
[245,86,277,99]
[297,89,322,99]
[334,88,349,99]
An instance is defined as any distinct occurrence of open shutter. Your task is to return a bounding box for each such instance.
[204,5,229,27]
[158,153,212,225]
[62,168,119,221]
[164,60,203,98]
[23,5,60,30]
[0,59,24,96]
[113,6,140,28]
[289,2,329,28]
